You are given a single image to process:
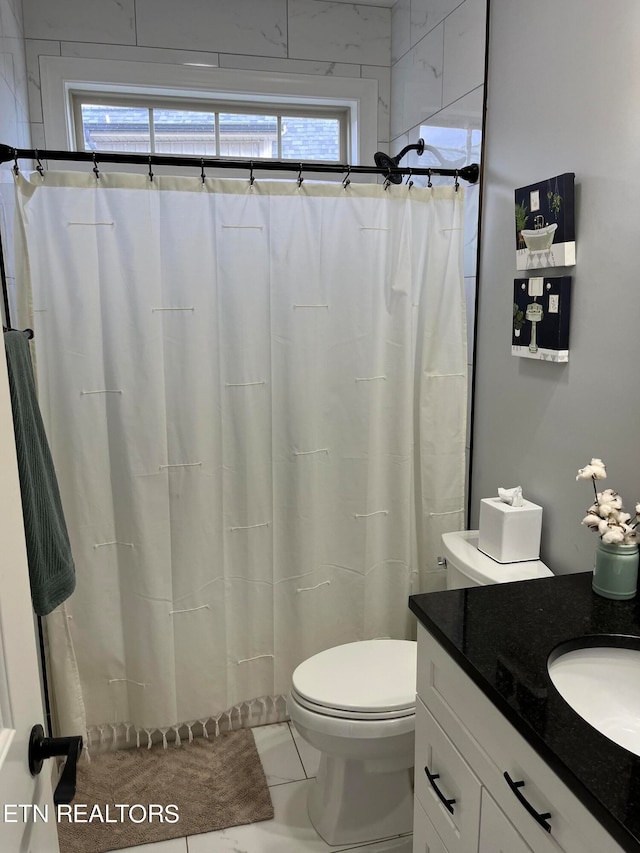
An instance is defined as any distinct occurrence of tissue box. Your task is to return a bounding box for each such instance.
[478,497,543,563]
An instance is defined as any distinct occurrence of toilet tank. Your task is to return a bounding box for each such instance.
[441,530,553,589]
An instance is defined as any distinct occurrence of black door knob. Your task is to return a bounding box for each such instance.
[28,724,83,805]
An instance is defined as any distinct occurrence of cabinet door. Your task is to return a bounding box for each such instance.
[414,797,450,853]
[479,789,533,853]
[414,698,481,853]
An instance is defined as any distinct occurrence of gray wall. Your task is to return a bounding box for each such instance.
[471,0,640,574]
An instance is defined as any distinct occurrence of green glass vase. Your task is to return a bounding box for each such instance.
[592,540,639,600]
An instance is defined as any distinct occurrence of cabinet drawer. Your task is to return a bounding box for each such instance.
[413,797,450,853]
[416,624,625,853]
[415,697,481,853]
[479,789,533,853]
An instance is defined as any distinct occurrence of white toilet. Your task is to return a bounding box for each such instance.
[441,529,553,589]
[288,529,553,846]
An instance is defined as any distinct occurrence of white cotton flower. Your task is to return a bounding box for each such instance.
[596,490,623,518]
[576,459,607,481]
[602,527,625,544]
[581,513,601,530]
[618,512,632,525]
[598,519,610,535]
[599,489,622,508]
[576,466,596,481]
[636,503,640,515]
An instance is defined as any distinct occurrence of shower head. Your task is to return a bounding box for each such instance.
[374,150,398,170]
[374,138,425,183]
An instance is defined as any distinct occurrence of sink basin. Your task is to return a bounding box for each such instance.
[548,641,640,756]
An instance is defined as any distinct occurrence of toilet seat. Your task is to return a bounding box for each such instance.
[291,639,416,720]
[290,686,415,720]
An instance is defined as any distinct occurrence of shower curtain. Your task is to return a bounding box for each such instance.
[14,170,467,748]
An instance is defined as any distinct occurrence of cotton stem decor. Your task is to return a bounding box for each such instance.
[577,458,640,544]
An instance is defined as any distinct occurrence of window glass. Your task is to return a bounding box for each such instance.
[77,100,344,162]
[81,104,150,153]
[281,116,340,161]
[152,109,216,156]
[218,113,278,159]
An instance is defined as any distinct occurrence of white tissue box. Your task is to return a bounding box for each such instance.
[478,497,543,563]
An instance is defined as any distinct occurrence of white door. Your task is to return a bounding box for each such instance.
[0,340,60,852]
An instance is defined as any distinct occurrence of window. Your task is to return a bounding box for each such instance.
[40,57,377,169]
[74,95,346,162]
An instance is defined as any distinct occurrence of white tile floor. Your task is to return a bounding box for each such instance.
[107,721,412,853]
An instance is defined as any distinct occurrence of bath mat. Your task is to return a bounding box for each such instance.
[56,728,274,853]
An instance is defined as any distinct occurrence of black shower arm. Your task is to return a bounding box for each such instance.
[392,139,426,164]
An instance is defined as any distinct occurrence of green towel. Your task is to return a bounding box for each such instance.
[4,330,75,615]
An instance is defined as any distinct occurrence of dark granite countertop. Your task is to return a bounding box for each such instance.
[409,571,640,853]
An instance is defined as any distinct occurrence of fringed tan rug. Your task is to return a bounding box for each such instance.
[57,729,274,853]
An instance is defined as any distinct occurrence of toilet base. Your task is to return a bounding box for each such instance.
[308,752,414,846]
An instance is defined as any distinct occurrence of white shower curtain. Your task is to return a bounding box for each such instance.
[14,170,467,748]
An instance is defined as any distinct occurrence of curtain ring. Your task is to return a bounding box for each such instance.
[249,160,255,187]
[297,164,304,188]
[148,155,154,182]
[454,169,459,192]
[12,148,19,176]
[405,167,413,189]
[427,168,432,188]
[92,152,100,181]
[34,150,45,179]
[342,166,351,190]
[383,171,391,190]
[200,158,206,184]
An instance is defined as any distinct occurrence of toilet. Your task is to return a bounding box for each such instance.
[288,529,553,846]
[441,529,553,589]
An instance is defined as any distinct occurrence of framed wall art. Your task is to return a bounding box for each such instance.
[514,173,575,270]
[512,276,571,362]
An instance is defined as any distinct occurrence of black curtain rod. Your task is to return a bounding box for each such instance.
[0,144,479,185]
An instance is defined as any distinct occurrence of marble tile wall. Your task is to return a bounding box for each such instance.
[0,0,29,157]
[391,0,487,554]
[0,0,30,323]
[21,0,391,156]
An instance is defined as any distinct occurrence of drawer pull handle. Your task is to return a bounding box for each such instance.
[504,771,552,832]
[424,766,456,814]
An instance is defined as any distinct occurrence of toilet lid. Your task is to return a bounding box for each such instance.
[291,640,417,714]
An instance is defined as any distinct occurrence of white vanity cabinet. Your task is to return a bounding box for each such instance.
[478,789,534,853]
[413,623,627,853]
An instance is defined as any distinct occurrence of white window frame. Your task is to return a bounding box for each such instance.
[40,56,378,174]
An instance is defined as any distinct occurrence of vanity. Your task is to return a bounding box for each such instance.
[409,572,640,853]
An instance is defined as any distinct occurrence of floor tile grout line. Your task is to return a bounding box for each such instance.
[253,720,308,785]
[287,719,310,779]
[267,776,308,788]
